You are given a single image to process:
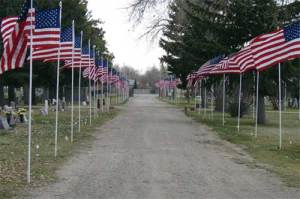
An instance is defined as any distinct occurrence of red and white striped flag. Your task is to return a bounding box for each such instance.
[251,21,300,71]
[27,8,61,50]
[0,0,35,75]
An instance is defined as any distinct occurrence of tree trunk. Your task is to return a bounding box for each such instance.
[214,83,223,112]
[32,87,36,105]
[0,82,4,106]
[257,94,266,124]
[23,85,29,105]
[8,86,16,103]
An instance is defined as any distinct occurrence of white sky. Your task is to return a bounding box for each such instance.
[87,0,164,74]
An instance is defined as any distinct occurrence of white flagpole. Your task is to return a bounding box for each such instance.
[255,71,260,137]
[194,82,197,109]
[204,80,207,117]
[222,74,226,126]
[211,84,214,120]
[27,0,34,183]
[54,1,62,158]
[93,46,96,119]
[88,40,92,125]
[109,67,112,107]
[298,79,300,120]
[71,20,75,143]
[284,82,287,111]
[278,63,282,149]
[237,74,242,132]
[253,71,256,119]
[78,31,83,132]
[106,60,109,111]
[198,80,201,114]
[101,57,104,112]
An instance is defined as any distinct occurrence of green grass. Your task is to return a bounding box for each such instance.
[0,106,119,198]
[162,97,300,188]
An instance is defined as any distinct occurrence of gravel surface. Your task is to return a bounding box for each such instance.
[24,95,299,199]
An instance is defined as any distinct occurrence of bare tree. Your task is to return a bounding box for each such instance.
[127,0,171,39]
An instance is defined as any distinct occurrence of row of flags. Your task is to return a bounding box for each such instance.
[155,78,181,89]
[187,20,300,86]
[0,0,130,184]
[0,0,128,86]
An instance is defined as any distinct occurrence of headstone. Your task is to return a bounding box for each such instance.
[0,116,11,130]
[40,100,49,115]
[10,101,16,110]
[61,100,66,111]
[45,100,49,114]
[8,114,16,127]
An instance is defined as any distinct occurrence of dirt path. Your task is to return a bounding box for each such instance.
[23,95,299,199]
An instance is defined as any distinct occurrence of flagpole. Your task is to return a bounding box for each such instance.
[255,71,260,137]
[194,81,197,108]
[222,74,226,126]
[298,79,300,120]
[70,20,75,143]
[109,67,112,108]
[97,80,99,114]
[78,31,83,132]
[198,80,201,114]
[237,74,242,132]
[106,59,109,112]
[211,84,214,120]
[101,57,104,112]
[93,45,96,119]
[253,71,256,119]
[284,82,287,111]
[27,0,34,183]
[278,63,282,149]
[54,1,62,158]
[204,80,207,117]
[88,40,92,125]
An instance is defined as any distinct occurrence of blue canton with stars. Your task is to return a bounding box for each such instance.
[90,49,94,58]
[284,20,300,42]
[82,46,89,55]
[60,27,72,42]
[75,36,81,48]
[36,8,60,29]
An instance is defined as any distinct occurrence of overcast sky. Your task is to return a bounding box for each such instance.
[87,0,164,74]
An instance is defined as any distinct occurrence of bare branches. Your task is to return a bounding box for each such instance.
[127,0,171,39]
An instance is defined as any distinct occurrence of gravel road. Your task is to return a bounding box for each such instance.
[24,95,299,199]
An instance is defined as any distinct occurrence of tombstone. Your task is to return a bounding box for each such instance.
[8,114,16,127]
[10,101,16,110]
[0,116,11,130]
[40,100,49,116]
[61,100,66,111]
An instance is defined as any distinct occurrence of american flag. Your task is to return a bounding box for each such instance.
[1,16,18,47]
[27,8,61,50]
[83,66,97,81]
[251,21,300,71]
[0,0,35,75]
[80,47,92,67]
[63,36,82,68]
[31,26,73,61]
[209,46,255,75]
[197,55,224,77]
[95,59,106,78]
[186,72,197,88]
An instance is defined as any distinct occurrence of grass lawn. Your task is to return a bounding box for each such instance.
[0,105,119,198]
[161,97,300,188]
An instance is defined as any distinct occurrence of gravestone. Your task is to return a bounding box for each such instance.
[0,116,11,130]
[40,100,49,115]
